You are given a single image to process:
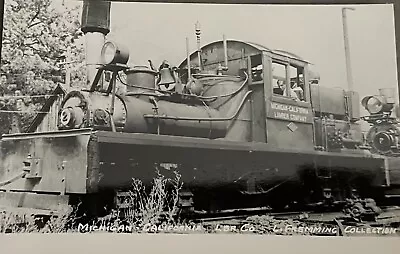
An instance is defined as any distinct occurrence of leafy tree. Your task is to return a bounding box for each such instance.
[0,0,85,134]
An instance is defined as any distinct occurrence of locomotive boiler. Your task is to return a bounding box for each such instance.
[1,1,399,218]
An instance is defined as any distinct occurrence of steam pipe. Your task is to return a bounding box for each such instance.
[149,96,160,135]
[0,171,28,188]
[109,72,117,132]
[198,72,248,100]
[223,34,228,69]
[124,72,249,101]
[195,21,202,70]
[186,37,191,79]
[105,110,116,133]
[143,90,252,121]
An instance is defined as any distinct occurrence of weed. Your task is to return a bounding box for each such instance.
[0,168,184,233]
[121,167,183,228]
[0,205,75,233]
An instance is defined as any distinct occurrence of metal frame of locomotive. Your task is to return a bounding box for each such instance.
[1,1,399,218]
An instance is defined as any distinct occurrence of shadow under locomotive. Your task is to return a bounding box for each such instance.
[94,132,387,213]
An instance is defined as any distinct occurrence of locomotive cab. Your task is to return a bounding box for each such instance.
[177,40,316,151]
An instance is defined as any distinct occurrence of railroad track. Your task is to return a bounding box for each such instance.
[189,206,400,236]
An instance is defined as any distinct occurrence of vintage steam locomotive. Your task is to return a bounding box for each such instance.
[1,1,400,219]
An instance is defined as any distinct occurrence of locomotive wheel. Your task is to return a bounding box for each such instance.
[366,124,400,155]
[350,204,363,218]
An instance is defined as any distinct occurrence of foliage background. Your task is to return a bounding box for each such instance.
[0,0,85,135]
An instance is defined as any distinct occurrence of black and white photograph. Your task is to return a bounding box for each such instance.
[1,0,400,240]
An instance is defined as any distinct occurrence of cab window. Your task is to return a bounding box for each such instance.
[272,61,305,101]
[272,62,286,96]
[250,55,263,82]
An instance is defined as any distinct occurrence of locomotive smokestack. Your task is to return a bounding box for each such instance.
[342,7,355,92]
[81,0,111,89]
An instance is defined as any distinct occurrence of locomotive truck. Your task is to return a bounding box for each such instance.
[0,1,400,219]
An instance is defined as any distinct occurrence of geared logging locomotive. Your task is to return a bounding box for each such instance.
[1,1,400,219]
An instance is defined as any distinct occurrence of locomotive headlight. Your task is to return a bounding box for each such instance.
[101,41,130,65]
[361,95,393,114]
[365,96,383,114]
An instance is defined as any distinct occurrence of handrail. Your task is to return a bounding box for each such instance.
[0,171,28,188]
